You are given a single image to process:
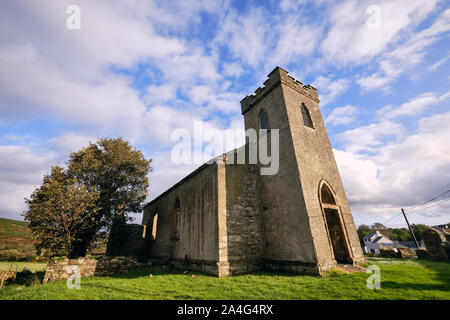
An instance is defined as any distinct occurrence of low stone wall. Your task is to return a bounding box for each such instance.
[0,270,17,285]
[422,228,449,261]
[397,247,416,258]
[43,256,153,283]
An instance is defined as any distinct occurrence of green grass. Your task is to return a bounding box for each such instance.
[0,258,449,300]
[0,218,37,259]
[0,262,47,272]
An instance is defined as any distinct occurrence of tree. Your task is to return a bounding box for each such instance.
[370,223,386,231]
[67,137,152,255]
[24,166,100,258]
[411,224,428,242]
[357,224,371,242]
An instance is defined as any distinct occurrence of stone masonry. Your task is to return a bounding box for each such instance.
[43,256,154,283]
[115,67,366,277]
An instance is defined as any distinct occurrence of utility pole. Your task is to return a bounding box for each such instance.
[401,208,420,249]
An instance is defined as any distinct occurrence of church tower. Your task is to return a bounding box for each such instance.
[241,67,365,274]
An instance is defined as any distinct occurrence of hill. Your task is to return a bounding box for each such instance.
[0,218,38,261]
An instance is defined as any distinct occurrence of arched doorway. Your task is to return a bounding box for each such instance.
[320,182,352,264]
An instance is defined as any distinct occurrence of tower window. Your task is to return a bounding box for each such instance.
[259,109,270,131]
[301,103,314,129]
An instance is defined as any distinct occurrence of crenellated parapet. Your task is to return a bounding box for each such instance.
[240,66,319,115]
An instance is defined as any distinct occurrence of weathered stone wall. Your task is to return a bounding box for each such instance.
[422,228,449,261]
[241,67,365,274]
[242,71,319,274]
[106,224,146,258]
[280,68,364,267]
[143,163,220,276]
[43,256,153,283]
[224,153,263,275]
[0,270,17,284]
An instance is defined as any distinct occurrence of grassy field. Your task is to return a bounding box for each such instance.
[0,262,47,272]
[0,257,449,300]
[0,218,37,260]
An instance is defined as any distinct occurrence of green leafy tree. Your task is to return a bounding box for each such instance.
[411,224,428,242]
[67,137,152,255]
[357,224,371,242]
[370,223,386,230]
[24,166,100,258]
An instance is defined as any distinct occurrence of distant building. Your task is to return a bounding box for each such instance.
[363,231,396,254]
[394,240,425,250]
[432,224,449,229]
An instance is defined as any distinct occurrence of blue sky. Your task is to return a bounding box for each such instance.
[0,0,449,228]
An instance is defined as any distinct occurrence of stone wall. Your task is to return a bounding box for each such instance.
[106,224,146,258]
[225,154,263,275]
[422,228,449,261]
[0,270,16,285]
[143,163,220,276]
[43,256,153,283]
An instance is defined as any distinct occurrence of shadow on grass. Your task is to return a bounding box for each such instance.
[381,258,450,294]
[109,265,330,281]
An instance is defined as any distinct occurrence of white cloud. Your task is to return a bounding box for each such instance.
[321,0,440,64]
[47,133,96,158]
[313,75,349,106]
[213,8,270,67]
[377,91,450,119]
[0,145,54,220]
[325,105,358,126]
[356,73,391,91]
[338,121,405,153]
[336,111,450,225]
[357,8,450,91]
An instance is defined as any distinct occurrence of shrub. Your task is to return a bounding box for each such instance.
[26,254,36,262]
[12,269,42,286]
[0,249,21,261]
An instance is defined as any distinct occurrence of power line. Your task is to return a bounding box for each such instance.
[405,183,450,210]
[407,196,450,213]
[382,212,402,226]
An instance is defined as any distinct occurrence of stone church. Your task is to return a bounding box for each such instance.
[115,67,365,277]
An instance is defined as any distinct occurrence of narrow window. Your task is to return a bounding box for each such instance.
[259,109,270,131]
[152,213,158,240]
[171,199,181,239]
[301,103,314,129]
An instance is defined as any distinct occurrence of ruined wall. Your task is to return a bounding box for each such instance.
[43,256,153,283]
[422,228,449,261]
[143,163,220,275]
[224,155,263,275]
[106,224,146,258]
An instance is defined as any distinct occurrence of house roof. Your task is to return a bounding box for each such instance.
[364,231,393,243]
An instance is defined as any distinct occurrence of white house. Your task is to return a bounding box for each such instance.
[363,231,396,254]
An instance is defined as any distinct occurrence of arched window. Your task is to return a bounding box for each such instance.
[301,103,314,129]
[171,199,181,239]
[259,109,270,131]
[151,212,158,240]
[321,184,336,205]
